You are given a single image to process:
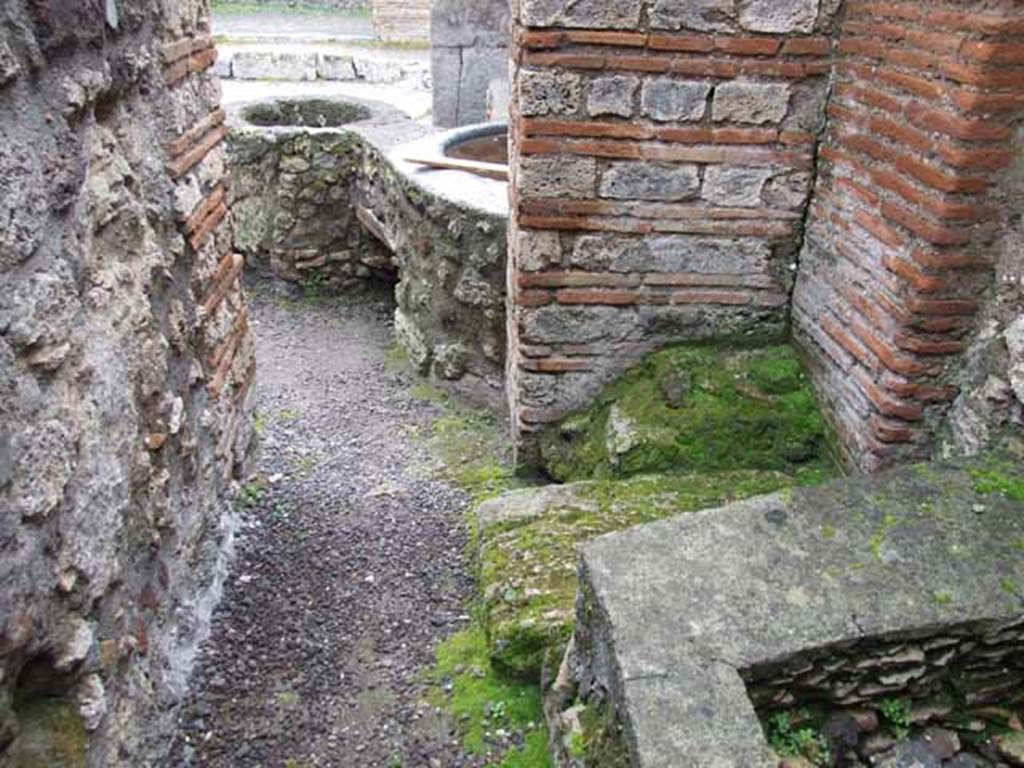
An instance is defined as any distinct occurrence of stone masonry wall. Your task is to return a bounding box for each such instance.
[432,0,511,127]
[372,0,431,43]
[0,1,254,765]
[506,0,840,460]
[792,1,1024,472]
[228,100,397,292]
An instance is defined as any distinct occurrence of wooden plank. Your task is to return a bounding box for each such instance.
[403,155,510,181]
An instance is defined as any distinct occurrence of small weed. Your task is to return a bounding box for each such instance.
[766,711,832,765]
[301,273,329,301]
[933,590,954,606]
[253,411,268,435]
[430,626,551,766]
[293,454,318,477]
[878,697,911,739]
[239,478,267,509]
[970,463,1024,503]
[279,409,301,422]
[411,382,448,404]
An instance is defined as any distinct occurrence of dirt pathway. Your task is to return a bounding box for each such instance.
[168,280,481,768]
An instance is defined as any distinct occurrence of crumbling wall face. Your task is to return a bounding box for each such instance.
[506,0,839,460]
[432,0,511,127]
[792,1,1024,472]
[0,1,254,765]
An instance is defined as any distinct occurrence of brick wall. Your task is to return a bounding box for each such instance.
[792,1,1024,472]
[372,0,431,42]
[506,0,841,460]
[508,0,1024,470]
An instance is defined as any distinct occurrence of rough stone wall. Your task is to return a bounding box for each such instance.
[506,0,839,460]
[228,101,396,292]
[0,1,253,765]
[372,0,431,43]
[745,618,1024,713]
[792,1,1024,472]
[432,0,511,127]
[359,153,509,397]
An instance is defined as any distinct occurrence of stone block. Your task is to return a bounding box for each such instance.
[517,230,563,272]
[487,77,511,121]
[701,166,774,207]
[231,50,318,81]
[712,81,790,125]
[600,162,700,202]
[573,459,1024,766]
[520,155,596,199]
[518,68,583,117]
[432,0,509,48]
[739,0,820,33]
[649,0,737,32]
[587,75,639,118]
[457,46,510,125]
[352,56,405,83]
[317,53,356,81]
[213,53,232,79]
[520,0,643,29]
[641,78,710,122]
[570,235,772,274]
[763,170,812,210]
[431,47,462,128]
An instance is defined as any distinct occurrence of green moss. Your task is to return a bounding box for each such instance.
[970,461,1024,503]
[431,626,551,767]
[479,470,806,678]
[579,700,630,768]
[427,407,526,506]
[7,698,87,768]
[538,345,836,483]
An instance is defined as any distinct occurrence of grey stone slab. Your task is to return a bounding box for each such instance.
[578,461,1024,766]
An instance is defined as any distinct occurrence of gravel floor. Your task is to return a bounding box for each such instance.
[167,279,481,768]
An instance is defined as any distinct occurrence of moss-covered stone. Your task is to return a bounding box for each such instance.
[6,698,87,768]
[476,470,812,679]
[538,345,834,483]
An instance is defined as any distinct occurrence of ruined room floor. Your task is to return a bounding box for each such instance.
[168,279,482,767]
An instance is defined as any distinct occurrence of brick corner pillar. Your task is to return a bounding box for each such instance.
[505,0,842,464]
[792,0,1024,473]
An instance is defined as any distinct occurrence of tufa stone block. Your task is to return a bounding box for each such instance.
[649,0,737,32]
[642,78,711,123]
[518,68,583,117]
[520,0,643,29]
[588,75,639,118]
[701,166,774,207]
[713,81,791,125]
[519,155,597,199]
[740,0,820,34]
[600,162,701,202]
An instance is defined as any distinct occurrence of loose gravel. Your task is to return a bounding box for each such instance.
[167,279,483,768]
